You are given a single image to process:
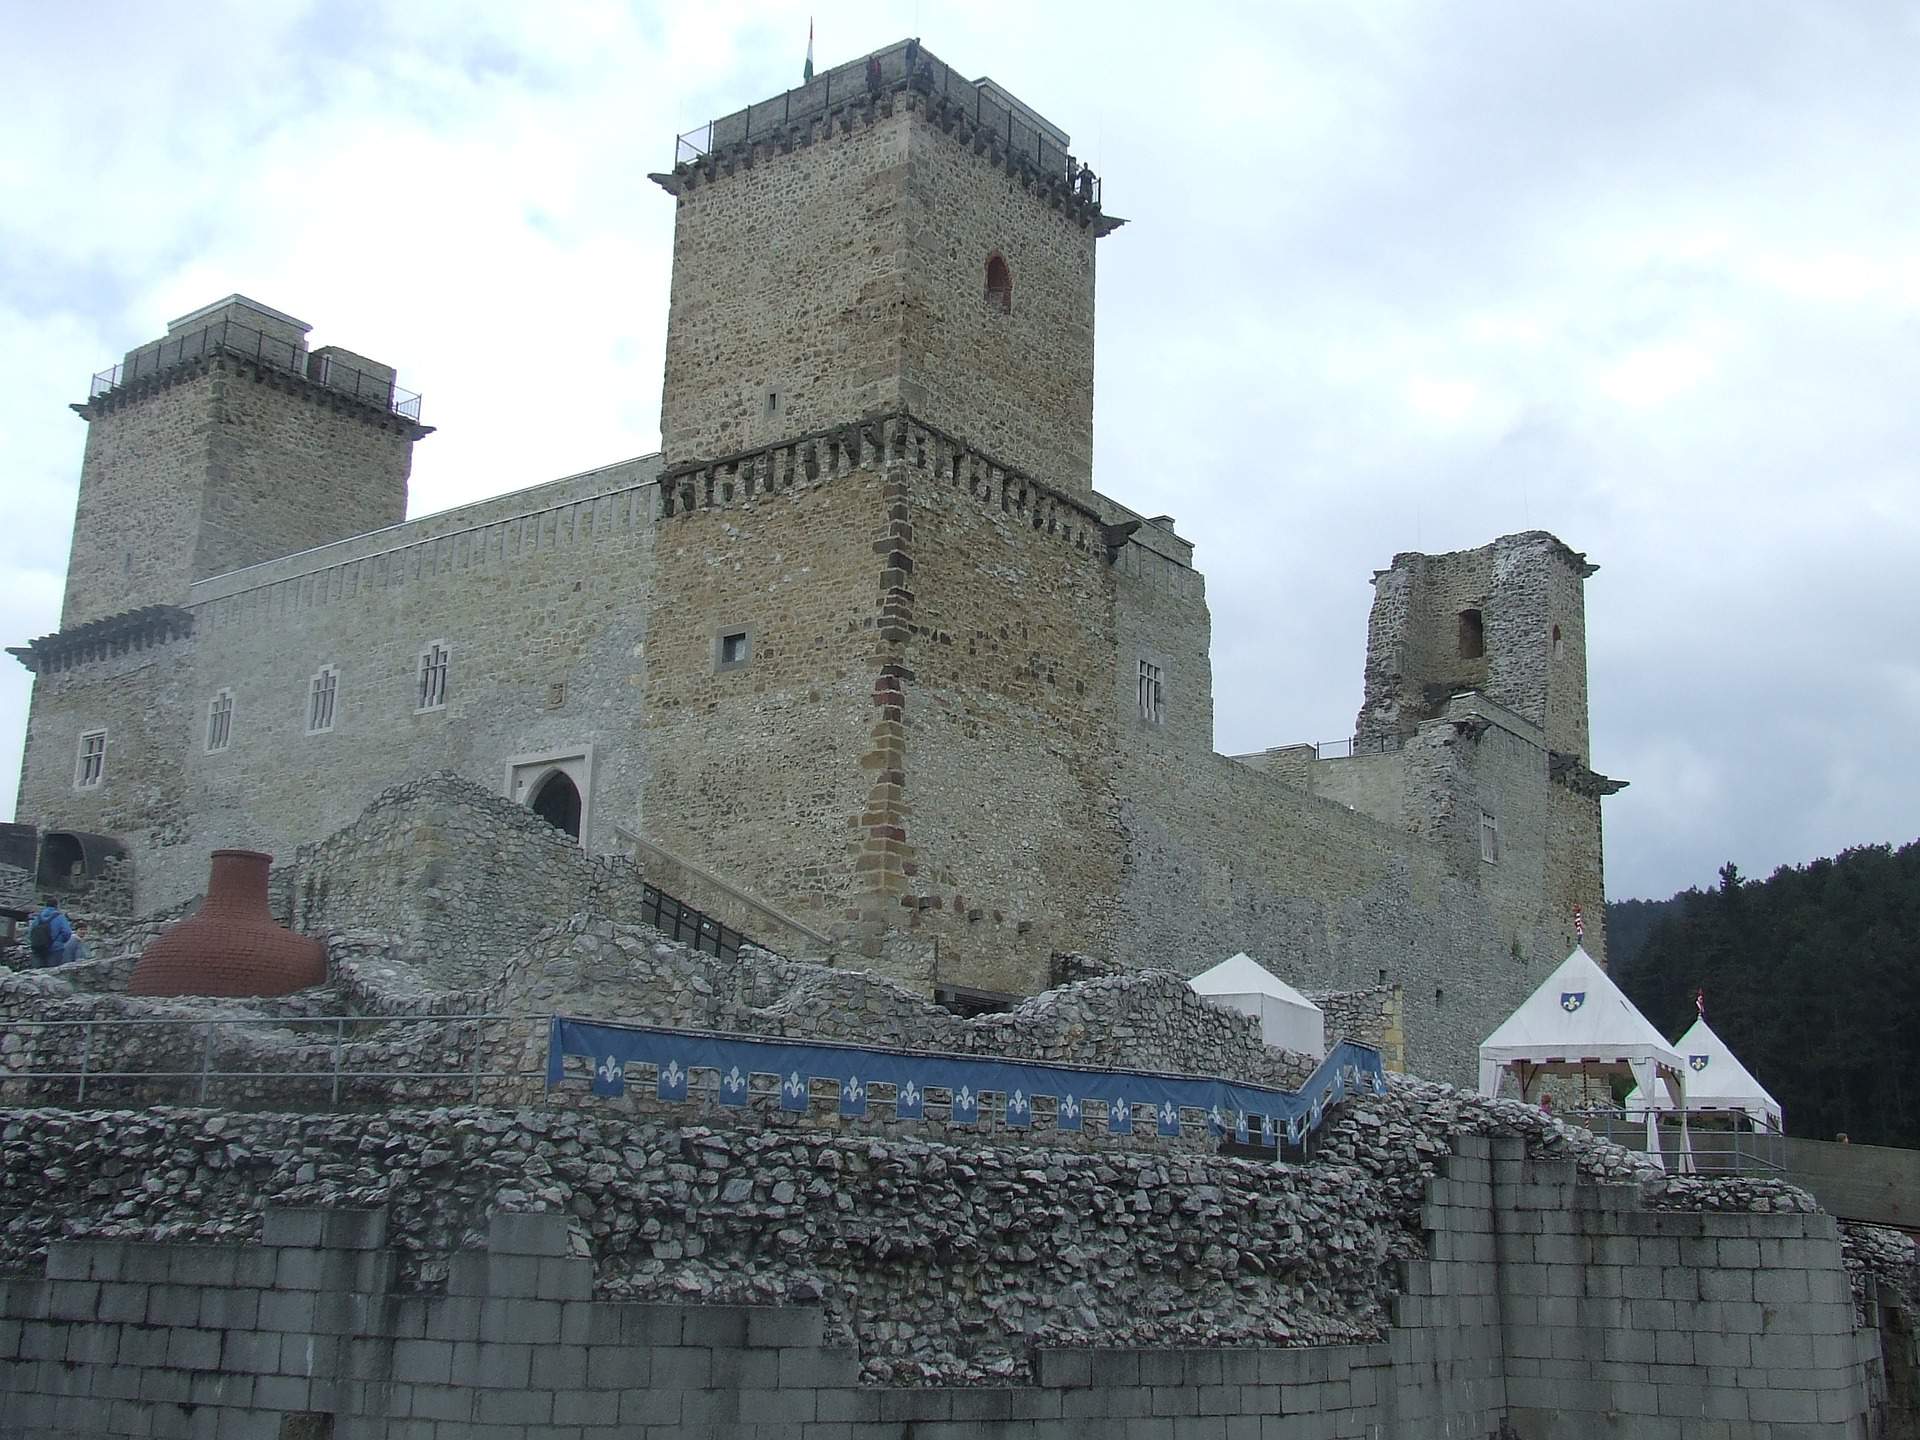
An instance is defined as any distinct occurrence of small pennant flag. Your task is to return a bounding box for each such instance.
[1573,904,1585,941]
[803,18,814,82]
[1695,988,1706,1017]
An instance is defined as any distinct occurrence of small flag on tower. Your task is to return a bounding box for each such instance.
[803,18,815,82]
[1572,904,1584,941]
[1695,987,1706,1017]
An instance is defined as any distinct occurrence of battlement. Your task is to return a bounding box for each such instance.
[658,409,1112,563]
[665,39,1117,234]
[80,295,425,429]
[7,604,194,677]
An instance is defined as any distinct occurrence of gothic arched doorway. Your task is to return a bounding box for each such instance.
[530,770,582,840]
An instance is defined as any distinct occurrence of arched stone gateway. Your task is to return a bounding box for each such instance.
[530,769,582,839]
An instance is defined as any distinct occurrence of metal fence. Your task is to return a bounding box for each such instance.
[0,1013,543,1109]
[89,317,423,422]
[675,42,1100,208]
[1570,1107,1788,1176]
[1315,732,1409,761]
[638,883,749,961]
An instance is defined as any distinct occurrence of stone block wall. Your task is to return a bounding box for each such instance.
[0,1137,1894,1438]
[893,459,1118,994]
[162,477,656,911]
[13,635,197,893]
[1487,1140,1879,1437]
[191,359,415,588]
[641,465,886,946]
[659,82,1102,495]
[60,376,214,627]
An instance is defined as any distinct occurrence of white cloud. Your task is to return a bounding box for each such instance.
[4,0,1918,906]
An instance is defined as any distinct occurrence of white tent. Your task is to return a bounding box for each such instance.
[1625,1014,1783,1133]
[1479,945,1692,1170]
[1189,952,1326,1058]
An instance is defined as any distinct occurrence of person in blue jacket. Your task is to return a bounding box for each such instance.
[27,899,81,967]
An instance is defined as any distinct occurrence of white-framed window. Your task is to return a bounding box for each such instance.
[1479,811,1500,864]
[75,729,106,790]
[307,666,339,734]
[1137,660,1164,725]
[416,641,450,711]
[206,689,234,753]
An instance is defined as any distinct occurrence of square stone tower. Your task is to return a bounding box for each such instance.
[641,44,1126,992]
[61,295,429,628]
[652,41,1119,495]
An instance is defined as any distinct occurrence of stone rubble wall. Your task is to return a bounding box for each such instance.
[281,774,665,991]
[0,1083,1712,1389]
[0,1136,1896,1438]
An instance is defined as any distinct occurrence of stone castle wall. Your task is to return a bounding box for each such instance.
[29,468,661,913]
[13,636,197,889]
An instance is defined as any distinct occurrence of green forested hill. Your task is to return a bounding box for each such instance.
[1607,842,1920,1147]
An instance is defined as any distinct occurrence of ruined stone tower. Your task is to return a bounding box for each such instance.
[60,295,426,628]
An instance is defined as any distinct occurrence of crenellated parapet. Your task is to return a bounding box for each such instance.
[658,409,1111,563]
[7,604,194,676]
[653,40,1123,239]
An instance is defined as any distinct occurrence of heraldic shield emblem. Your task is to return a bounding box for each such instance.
[1560,992,1586,1013]
[1690,1054,1710,1072]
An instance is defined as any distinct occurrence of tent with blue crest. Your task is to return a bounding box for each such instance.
[1623,1012,1783,1134]
[1478,945,1692,1170]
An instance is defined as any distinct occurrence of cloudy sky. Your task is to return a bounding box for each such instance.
[3,1,1916,902]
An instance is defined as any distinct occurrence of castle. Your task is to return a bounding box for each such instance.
[8,40,1622,1084]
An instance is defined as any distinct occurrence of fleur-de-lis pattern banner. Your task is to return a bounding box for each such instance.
[551,1018,1389,1148]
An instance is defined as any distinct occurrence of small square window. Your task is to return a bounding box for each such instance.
[307,667,339,734]
[75,729,106,789]
[1137,660,1164,725]
[1479,811,1499,864]
[716,629,751,671]
[206,690,234,752]
[417,642,450,711]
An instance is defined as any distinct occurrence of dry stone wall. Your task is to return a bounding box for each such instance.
[0,1120,1899,1437]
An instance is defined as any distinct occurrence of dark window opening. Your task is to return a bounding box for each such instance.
[935,983,1016,1018]
[530,771,583,840]
[1552,623,1564,660]
[718,630,750,668]
[1458,608,1484,659]
[36,833,85,891]
[985,254,1012,314]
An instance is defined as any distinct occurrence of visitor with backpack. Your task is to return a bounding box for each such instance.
[26,899,79,967]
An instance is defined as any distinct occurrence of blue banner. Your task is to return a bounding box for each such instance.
[548,1017,1388,1150]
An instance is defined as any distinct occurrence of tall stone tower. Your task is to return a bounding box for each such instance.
[1352,531,1625,959]
[641,42,1125,993]
[14,295,428,900]
[61,295,427,628]
[653,43,1116,494]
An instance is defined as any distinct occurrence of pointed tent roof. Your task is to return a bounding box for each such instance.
[1479,945,1684,1081]
[1627,1015,1783,1131]
[1189,952,1322,1012]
